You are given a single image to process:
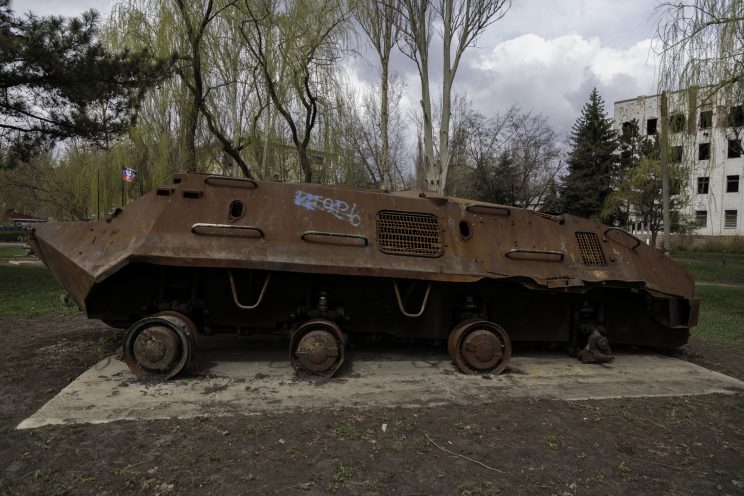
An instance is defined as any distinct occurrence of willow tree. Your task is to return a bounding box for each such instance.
[110,0,261,177]
[399,0,510,193]
[656,0,744,250]
[239,0,349,183]
[657,0,744,101]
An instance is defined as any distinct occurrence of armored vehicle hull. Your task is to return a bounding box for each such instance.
[29,172,699,378]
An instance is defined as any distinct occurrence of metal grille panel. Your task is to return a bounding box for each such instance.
[531,211,564,223]
[376,211,443,257]
[575,232,606,266]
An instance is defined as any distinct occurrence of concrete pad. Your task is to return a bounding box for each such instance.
[18,340,744,429]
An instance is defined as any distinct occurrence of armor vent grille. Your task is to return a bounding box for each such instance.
[376,211,443,257]
[575,232,606,266]
[531,211,564,224]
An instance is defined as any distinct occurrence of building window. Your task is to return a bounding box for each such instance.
[700,110,713,129]
[695,210,707,228]
[646,118,657,135]
[697,177,709,194]
[729,105,744,127]
[728,139,743,158]
[621,121,634,138]
[698,143,710,160]
[669,113,686,133]
[725,210,738,229]
[671,145,683,162]
[728,175,740,193]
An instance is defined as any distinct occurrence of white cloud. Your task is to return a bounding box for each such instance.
[17,0,112,17]
[456,34,658,135]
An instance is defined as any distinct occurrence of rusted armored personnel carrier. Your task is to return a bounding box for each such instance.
[29,172,699,379]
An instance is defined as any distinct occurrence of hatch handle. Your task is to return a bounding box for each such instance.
[603,227,642,250]
[205,175,258,189]
[393,281,432,318]
[191,223,264,237]
[505,249,564,262]
[228,271,271,310]
[466,204,510,216]
[301,231,368,246]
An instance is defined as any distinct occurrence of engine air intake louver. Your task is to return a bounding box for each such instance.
[575,232,606,266]
[376,211,443,257]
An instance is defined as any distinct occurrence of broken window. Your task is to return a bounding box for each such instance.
[728,139,742,158]
[698,143,710,160]
[671,145,683,162]
[695,211,707,228]
[646,118,657,135]
[621,121,634,138]
[728,175,740,193]
[699,110,713,129]
[725,210,738,229]
[669,113,686,133]
[697,177,709,194]
[729,105,744,127]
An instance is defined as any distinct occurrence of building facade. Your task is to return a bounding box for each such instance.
[613,93,744,236]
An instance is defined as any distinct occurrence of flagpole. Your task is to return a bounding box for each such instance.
[121,168,124,207]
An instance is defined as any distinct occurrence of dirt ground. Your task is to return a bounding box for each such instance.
[1,315,743,496]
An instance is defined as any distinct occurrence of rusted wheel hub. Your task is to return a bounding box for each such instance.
[461,329,503,370]
[290,319,345,377]
[132,326,180,371]
[448,319,511,375]
[123,313,197,379]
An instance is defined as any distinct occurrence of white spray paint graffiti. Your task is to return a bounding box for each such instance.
[294,190,362,227]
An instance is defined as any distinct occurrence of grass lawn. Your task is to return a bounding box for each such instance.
[0,246,28,259]
[672,250,744,285]
[692,285,744,346]
[671,251,744,345]
[0,265,76,317]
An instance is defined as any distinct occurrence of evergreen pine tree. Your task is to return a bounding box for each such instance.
[0,0,173,159]
[560,88,618,221]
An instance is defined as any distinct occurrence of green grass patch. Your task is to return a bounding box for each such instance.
[693,285,744,346]
[672,251,744,284]
[0,265,76,316]
[671,250,744,261]
[0,246,28,258]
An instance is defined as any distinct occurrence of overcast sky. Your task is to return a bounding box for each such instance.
[21,0,662,141]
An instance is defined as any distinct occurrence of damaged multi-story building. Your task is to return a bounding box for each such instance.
[613,91,744,241]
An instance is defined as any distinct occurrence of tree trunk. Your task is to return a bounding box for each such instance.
[420,53,436,191]
[380,60,390,190]
[184,87,199,172]
[298,146,312,183]
[438,0,453,195]
[660,91,671,254]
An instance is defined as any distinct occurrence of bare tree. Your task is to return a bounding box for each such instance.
[354,0,400,190]
[341,76,407,189]
[399,0,510,193]
[447,103,562,208]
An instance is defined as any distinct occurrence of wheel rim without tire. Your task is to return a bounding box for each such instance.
[448,319,511,375]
